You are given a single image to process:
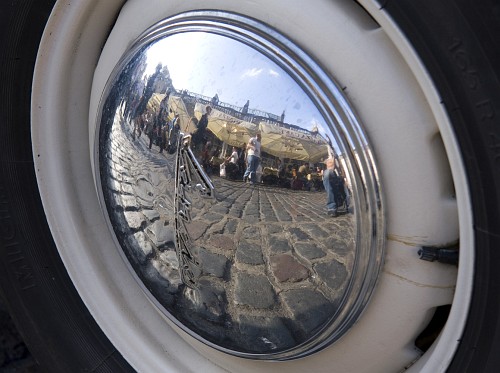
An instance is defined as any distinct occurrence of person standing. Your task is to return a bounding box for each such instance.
[192,105,211,149]
[243,132,261,184]
[323,157,338,216]
[227,146,239,164]
[157,110,168,153]
[201,141,212,174]
[142,114,153,149]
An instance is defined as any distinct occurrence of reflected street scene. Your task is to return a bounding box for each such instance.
[96,17,383,360]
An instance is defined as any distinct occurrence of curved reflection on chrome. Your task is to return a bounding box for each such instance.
[174,133,214,288]
[94,11,385,360]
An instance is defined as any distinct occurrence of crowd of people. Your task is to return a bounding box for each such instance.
[132,109,181,154]
[128,97,350,217]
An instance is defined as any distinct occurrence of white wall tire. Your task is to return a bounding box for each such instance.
[1,0,498,372]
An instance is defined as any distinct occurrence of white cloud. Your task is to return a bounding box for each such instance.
[241,68,264,79]
[269,69,280,77]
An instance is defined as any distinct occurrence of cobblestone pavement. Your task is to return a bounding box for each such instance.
[101,116,355,354]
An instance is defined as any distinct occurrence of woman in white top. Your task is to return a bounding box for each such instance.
[228,147,239,164]
[243,133,262,184]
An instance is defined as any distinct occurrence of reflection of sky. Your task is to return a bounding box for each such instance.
[145,32,327,134]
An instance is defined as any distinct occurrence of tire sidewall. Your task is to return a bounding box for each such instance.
[376,0,500,371]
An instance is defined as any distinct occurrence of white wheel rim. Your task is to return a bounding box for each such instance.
[31,1,473,372]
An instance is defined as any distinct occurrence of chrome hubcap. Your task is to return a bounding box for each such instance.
[95,11,384,360]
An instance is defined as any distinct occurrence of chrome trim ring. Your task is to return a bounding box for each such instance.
[94,10,384,360]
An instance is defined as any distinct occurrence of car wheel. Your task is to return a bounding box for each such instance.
[0,0,499,372]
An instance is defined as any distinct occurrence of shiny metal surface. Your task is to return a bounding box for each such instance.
[95,11,384,360]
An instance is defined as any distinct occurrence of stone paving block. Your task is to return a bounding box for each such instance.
[208,234,236,252]
[234,273,276,309]
[260,204,274,215]
[262,213,278,222]
[315,260,348,291]
[270,254,309,283]
[288,227,312,241]
[198,248,228,278]
[182,317,228,346]
[326,237,350,256]
[336,219,353,230]
[206,219,226,235]
[301,223,330,239]
[137,197,155,210]
[220,200,233,209]
[294,215,311,222]
[275,212,292,222]
[107,177,121,193]
[235,240,264,265]
[228,208,243,218]
[145,219,174,246]
[293,242,326,260]
[121,183,135,195]
[268,235,292,254]
[148,171,163,187]
[111,169,124,182]
[124,211,146,230]
[260,205,275,213]
[147,260,181,300]
[241,214,260,224]
[235,314,296,353]
[260,207,274,216]
[132,231,153,262]
[133,179,154,202]
[267,224,285,235]
[223,219,239,234]
[244,206,259,216]
[142,209,160,222]
[211,204,230,214]
[181,278,227,323]
[188,220,209,240]
[280,288,336,335]
[241,226,261,240]
[121,195,139,210]
[204,212,224,222]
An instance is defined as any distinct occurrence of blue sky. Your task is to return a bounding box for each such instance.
[145,32,328,133]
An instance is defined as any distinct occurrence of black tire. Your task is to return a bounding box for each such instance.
[374,1,500,371]
[0,1,133,371]
[0,0,499,372]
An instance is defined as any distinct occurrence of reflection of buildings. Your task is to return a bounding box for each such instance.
[120,55,333,165]
[152,65,174,94]
[147,90,331,165]
[118,55,348,189]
